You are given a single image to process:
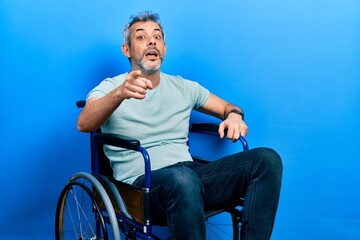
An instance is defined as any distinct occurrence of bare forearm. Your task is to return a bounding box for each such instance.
[223,103,244,120]
[77,70,155,132]
[77,89,124,132]
[199,94,244,121]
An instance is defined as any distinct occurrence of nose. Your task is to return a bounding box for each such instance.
[147,37,156,46]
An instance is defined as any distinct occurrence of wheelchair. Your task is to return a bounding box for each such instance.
[55,100,249,240]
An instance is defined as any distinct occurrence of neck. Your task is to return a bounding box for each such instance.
[134,68,161,87]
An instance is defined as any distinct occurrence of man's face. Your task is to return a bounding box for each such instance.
[123,21,166,73]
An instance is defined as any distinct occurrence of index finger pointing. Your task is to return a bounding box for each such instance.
[129,70,142,79]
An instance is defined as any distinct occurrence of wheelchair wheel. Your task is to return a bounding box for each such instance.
[55,172,120,240]
[55,181,108,239]
[207,221,234,239]
[206,211,241,240]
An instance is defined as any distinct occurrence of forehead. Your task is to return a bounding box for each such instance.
[130,21,162,34]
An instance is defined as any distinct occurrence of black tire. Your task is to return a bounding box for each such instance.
[55,181,108,240]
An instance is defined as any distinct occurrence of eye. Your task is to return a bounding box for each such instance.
[154,34,162,40]
[136,35,146,41]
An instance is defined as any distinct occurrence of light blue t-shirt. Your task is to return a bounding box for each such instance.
[87,72,210,184]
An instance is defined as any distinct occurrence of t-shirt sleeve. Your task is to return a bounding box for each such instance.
[86,74,126,100]
[182,78,210,110]
[86,78,114,100]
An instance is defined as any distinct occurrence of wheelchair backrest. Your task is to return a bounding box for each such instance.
[76,100,114,178]
[90,129,114,177]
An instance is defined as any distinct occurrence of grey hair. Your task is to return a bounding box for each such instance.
[123,11,165,46]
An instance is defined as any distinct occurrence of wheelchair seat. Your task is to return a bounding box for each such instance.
[55,100,248,240]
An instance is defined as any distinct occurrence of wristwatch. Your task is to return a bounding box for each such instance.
[227,109,245,120]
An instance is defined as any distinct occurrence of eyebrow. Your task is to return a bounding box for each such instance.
[135,28,162,33]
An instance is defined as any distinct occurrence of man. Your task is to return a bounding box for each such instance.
[78,11,282,240]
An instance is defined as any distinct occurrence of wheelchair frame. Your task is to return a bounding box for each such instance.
[55,100,248,240]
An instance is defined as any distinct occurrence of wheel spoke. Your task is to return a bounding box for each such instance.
[56,180,108,240]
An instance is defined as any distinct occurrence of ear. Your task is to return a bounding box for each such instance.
[163,43,167,57]
[121,44,131,58]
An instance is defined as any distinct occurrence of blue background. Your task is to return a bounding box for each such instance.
[1,1,359,239]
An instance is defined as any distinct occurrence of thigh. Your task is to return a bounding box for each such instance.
[133,162,202,190]
[189,150,257,209]
[133,163,204,223]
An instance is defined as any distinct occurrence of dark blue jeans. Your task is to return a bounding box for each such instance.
[133,147,283,240]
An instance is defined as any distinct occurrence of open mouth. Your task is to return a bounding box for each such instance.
[145,49,159,59]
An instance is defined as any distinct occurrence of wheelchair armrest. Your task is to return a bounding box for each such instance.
[94,133,140,151]
[94,132,151,189]
[190,123,219,135]
[190,123,249,151]
[76,100,140,150]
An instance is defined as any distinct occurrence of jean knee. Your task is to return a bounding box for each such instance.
[167,168,204,197]
[255,147,283,178]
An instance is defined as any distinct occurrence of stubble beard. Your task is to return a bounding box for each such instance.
[132,51,163,74]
